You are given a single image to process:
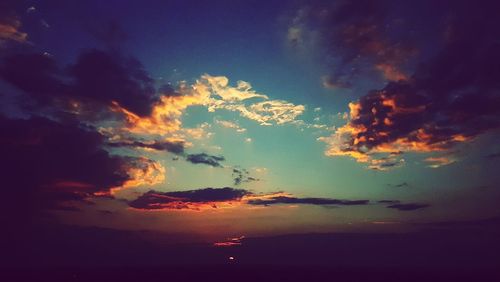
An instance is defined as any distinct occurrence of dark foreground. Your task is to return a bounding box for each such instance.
[3,220,500,281]
[2,266,500,282]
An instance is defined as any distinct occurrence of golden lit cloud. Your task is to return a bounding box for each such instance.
[318,93,469,170]
[110,157,166,195]
[424,156,455,168]
[113,74,304,138]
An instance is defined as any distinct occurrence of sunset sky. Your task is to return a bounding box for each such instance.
[2,0,500,272]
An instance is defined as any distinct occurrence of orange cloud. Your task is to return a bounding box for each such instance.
[424,156,455,168]
[375,63,408,82]
[110,157,166,195]
[113,75,304,138]
[111,87,208,136]
[213,236,245,247]
[318,92,469,169]
[0,20,28,43]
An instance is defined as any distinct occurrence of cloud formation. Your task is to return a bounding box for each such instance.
[0,115,164,214]
[113,74,305,136]
[0,19,27,44]
[107,139,185,155]
[129,187,250,210]
[1,50,158,118]
[193,75,305,126]
[247,196,369,206]
[319,1,500,169]
[232,167,259,186]
[286,0,416,86]
[128,188,374,211]
[185,153,225,168]
[215,119,246,133]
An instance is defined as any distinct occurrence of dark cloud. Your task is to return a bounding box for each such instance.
[247,196,369,207]
[129,187,373,210]
[107,139,185,155]
[321,1,500,166]
[378,200,400,204]
[387,203,430,211]
[129,187,250,210]
[288,0,416,86]
[70,49,156,116]
[0,49,157,118]
[232,167,260,186]
[0,53,67,101]
[185,153,225,167]
[389,182,410,188]
[0,115,155,218]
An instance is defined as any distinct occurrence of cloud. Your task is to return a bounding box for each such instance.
[319,2,500,169]
[1,51,303,138]
[114,74,304,136]
[0,19,28,44]
[185,153,225,167]
[243,100,305,126]
[180,122,213,140]
[215,119,246,133]
[128,187,250,210]
[0,50,157,118]
[321,75,351,89]
[247,196,369,206]
[378,200,400,204]
[128,188,375,211]
[213,236,245,247]
[286,0,415,86]
[107,139,185,155]
[424,156,455,168]
[0,115,164,215]
[232,167,260,186]
[387,203,430,211]
[70,50,157,117]
[0,2,28,45]
[389,182,410,188]
[111,157,166,194]
[200,75,268,101]
[192,74,305,126]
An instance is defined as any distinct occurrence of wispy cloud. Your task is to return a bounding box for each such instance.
[215,119,246,133]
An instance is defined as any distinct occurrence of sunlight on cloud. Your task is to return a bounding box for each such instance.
[110,157,166,196]
[113,74,304,139]
[215,118,247,133]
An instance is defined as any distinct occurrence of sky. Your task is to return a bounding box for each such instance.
[1,0,500,272]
